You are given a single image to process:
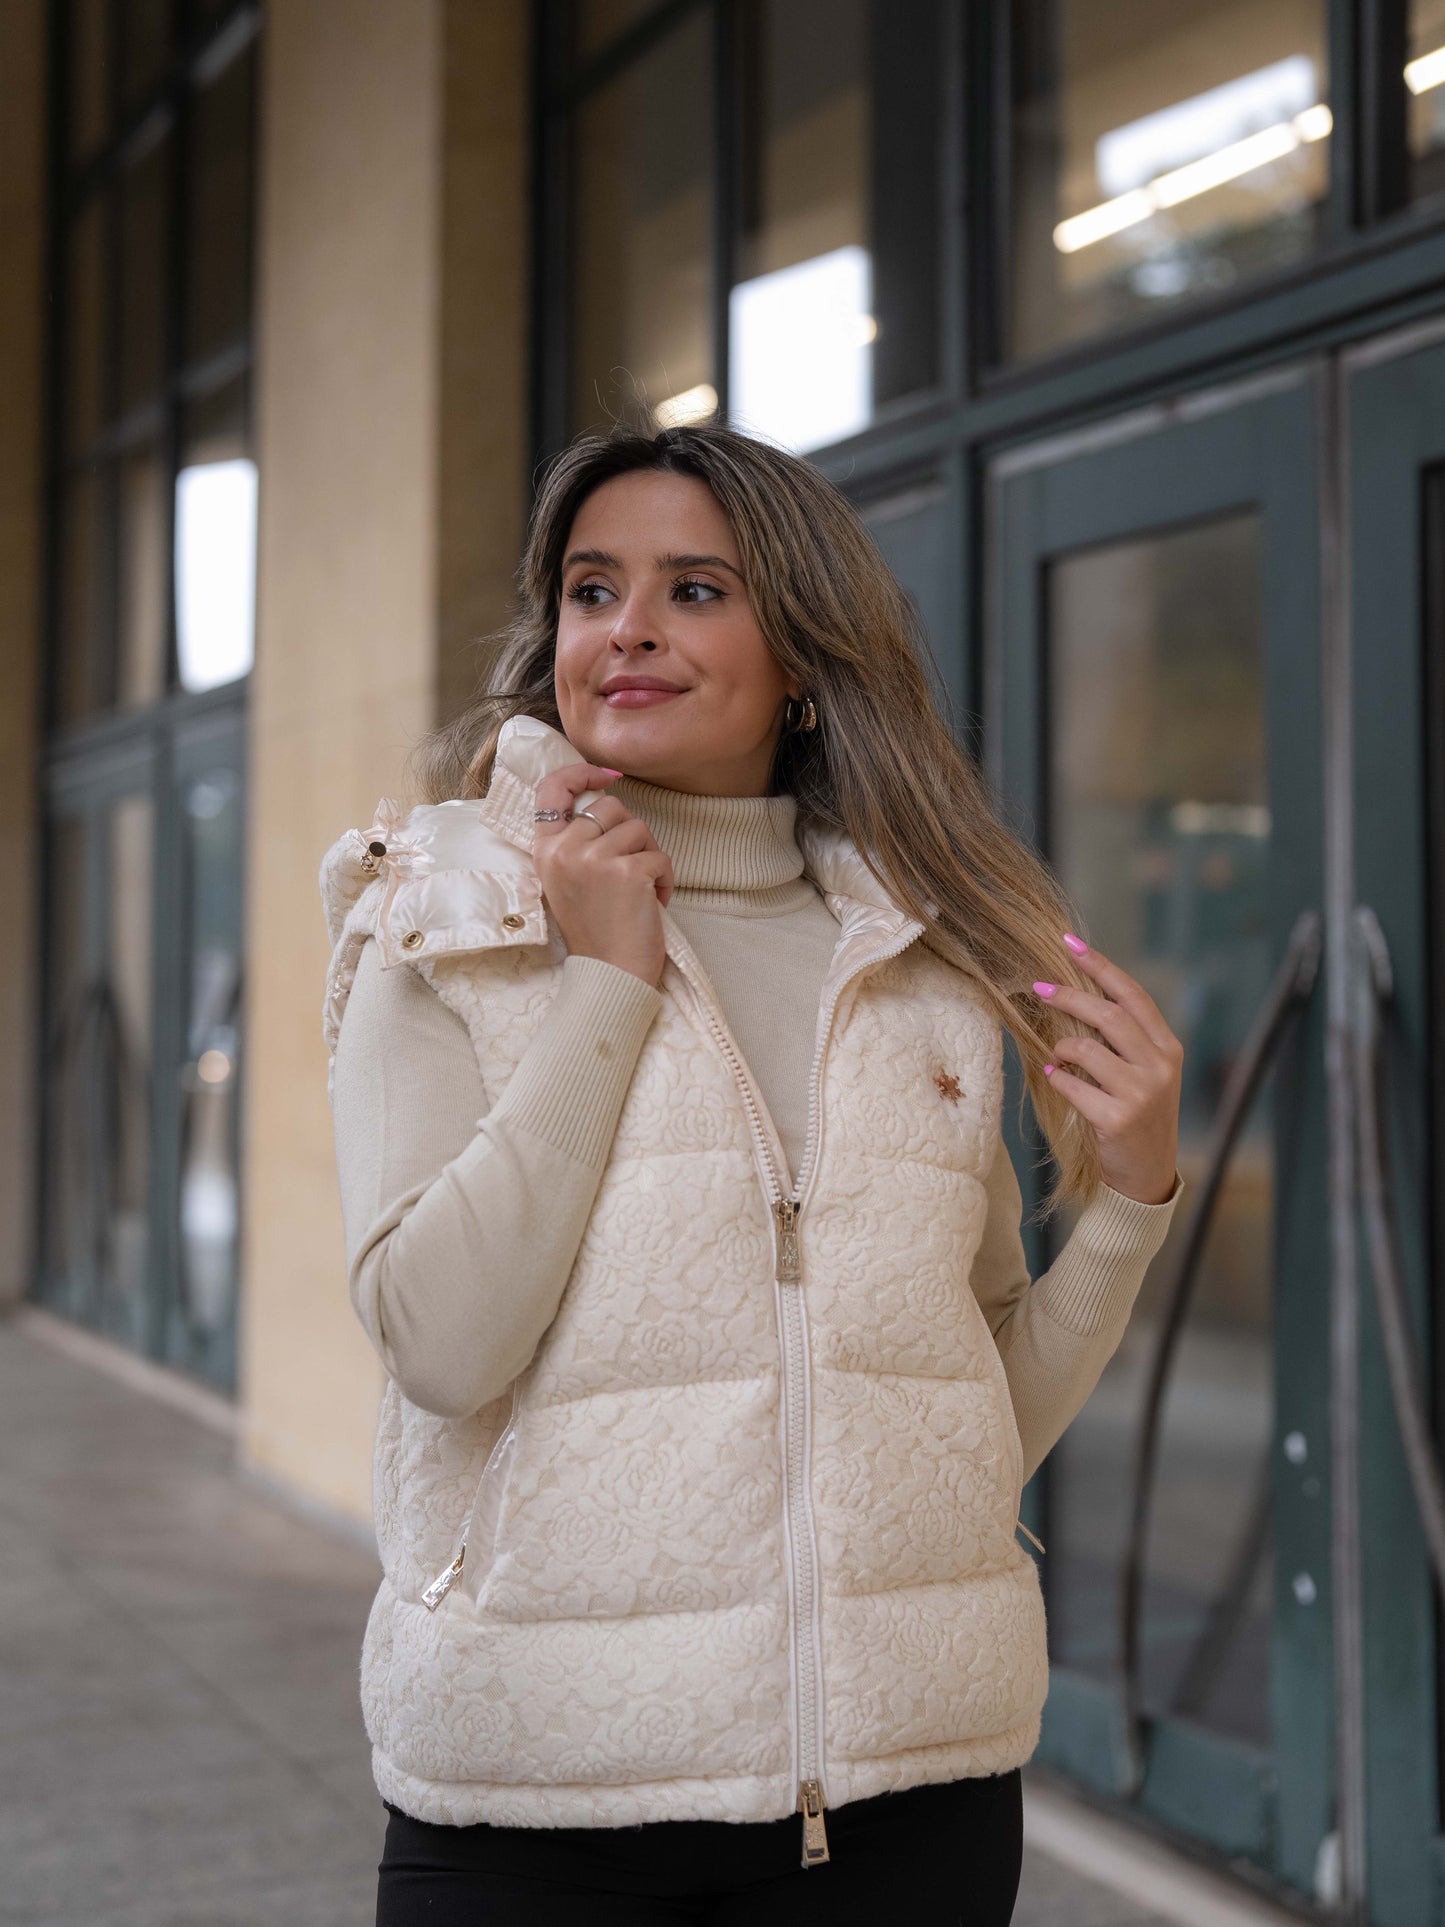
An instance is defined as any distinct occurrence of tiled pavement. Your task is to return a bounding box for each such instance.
[0,1318,1222,1926]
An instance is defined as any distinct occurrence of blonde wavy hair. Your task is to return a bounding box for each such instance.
[409,418,1102,1212]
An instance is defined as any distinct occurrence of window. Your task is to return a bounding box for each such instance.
[52,0,259,728]
[1003,0,1331,362]
[38,0,260,1393]
[1409,0,1445,200]
[556,0,947,453]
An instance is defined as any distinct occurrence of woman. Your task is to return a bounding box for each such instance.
[321,420,1184,1925]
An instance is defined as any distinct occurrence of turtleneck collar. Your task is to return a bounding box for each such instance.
[609,772,816,916]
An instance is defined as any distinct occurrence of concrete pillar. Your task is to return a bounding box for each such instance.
[0,0,46,1309]
[242,0,531,1522]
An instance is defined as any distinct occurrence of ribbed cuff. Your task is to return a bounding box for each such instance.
[1038,1169,1185,1337]
[487,955,663,1166]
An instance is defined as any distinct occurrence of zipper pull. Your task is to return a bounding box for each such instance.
[799,1779,830,1865]
[773,1197,801,1283]
[1016,1517,1046,1555]
[422,1546,465,1611]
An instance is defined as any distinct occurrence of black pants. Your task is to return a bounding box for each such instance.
[375,1770,1022,1924]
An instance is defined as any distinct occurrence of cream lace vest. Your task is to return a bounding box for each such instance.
[319,714,1047,1842]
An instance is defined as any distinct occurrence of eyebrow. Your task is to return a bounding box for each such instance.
[562,547,743,580]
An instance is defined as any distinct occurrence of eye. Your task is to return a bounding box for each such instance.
[674,575,723,604]
[565,579,612,608]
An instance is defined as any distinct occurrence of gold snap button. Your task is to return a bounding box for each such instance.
[367,840,387,858]
[501,912,525,932]
[402,929,424,950]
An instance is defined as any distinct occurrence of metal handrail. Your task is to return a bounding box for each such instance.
[1116,908,1323,1798]
[1351,906,1445,1595]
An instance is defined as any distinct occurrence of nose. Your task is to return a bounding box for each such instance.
[606,589,659,652]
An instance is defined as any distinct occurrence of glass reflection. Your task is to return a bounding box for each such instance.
[1409,0,1445,198]
[65,198,107,454]
[68,0,110,164]
[1008,2,1329,361]
[105,796,155,1340]
[729,0,941,452]
[40,797,155,1351]
[571,11,715,433]
[41,818,88,1314]
[120,0,171,109]
[187,44,255,360]
[118,135,169,415]
[575,0,662,62]
[175,380,256,691]
[117,441,168,708]
[57,467,109,726]
[176,766,243,1355]
[1045,513,1275,1746]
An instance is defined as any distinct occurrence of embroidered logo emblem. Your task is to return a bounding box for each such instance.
[933,1069,963,1102]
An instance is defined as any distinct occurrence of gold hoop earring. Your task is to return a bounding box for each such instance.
[785,693,818,733]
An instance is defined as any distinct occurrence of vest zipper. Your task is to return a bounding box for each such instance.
[662,909,923,1867]
[423,1375,527,1613]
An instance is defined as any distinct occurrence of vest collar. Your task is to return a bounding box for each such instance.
[485,713,926,925]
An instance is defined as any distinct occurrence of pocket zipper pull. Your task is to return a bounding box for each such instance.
[1016,1517,1046,1555]
[422,1546,465,1611]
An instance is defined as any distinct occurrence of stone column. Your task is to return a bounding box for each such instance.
[243,0,530,1522]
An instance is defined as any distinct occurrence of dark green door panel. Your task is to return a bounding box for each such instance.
[1345,327,1445,1927]
[987,369,1332,1899]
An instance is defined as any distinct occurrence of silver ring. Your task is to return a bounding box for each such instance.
[532,807,563,821]
[571,806,604,828]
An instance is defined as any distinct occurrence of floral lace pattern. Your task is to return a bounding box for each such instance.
[320,715,1048,1830]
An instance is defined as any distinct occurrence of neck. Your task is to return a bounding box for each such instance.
[609,771,813,913]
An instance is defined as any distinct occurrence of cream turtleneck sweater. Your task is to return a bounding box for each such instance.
[330,774,1181,1484]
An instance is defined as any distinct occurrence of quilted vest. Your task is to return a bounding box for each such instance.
[320,713,1048,1860]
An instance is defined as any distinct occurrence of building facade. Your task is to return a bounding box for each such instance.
[0,3,1442,1920]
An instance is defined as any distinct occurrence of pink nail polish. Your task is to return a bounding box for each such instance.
[1043,1064,1056,1076]
[1063,932,1089,956]
[1033,981,1057,998]
[600,767,624,777]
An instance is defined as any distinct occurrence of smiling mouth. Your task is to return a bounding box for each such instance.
[601,687,687,707]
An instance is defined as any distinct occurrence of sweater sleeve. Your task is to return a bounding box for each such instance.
[970,1135,1183,1486]
[331,938,663,1417]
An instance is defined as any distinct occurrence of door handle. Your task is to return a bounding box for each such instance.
[1350,906,1445,1593]
[1116,908,1323,1799]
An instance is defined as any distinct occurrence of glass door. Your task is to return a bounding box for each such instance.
[37,703,246,1395]
[1343,322,1445,1927]
[987,368,1331,1900]
[39,743,160,1360]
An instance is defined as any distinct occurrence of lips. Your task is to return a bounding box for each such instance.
[600,681,687,707]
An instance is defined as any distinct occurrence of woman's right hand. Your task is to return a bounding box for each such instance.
[531,763,674,988]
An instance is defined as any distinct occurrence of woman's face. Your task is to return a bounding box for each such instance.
[553,470,800,796]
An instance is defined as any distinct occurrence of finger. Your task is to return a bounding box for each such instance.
[1058,937,1176,1053]
[1042,1062,1126,1132]
[567,794,630,834]
[626,847,674,905]
[1050,1033,1144,1099]
[1034,984,1157,1066]
[533,763,622,815]
[580,815,656,855]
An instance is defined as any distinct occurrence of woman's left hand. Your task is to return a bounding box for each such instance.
[1035,935,1183,1206]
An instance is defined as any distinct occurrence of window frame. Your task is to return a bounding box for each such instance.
[532,0,1445,483]
[34,0,261,1396]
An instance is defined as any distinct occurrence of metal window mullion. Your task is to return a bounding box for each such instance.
[1357,0,1410,225]
[964,0,1007,379]
[162,6,188,700]
[530,0,572,468]
[712,0,740,422]
[1322,346,1369,1923]
[938,0,967,404]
